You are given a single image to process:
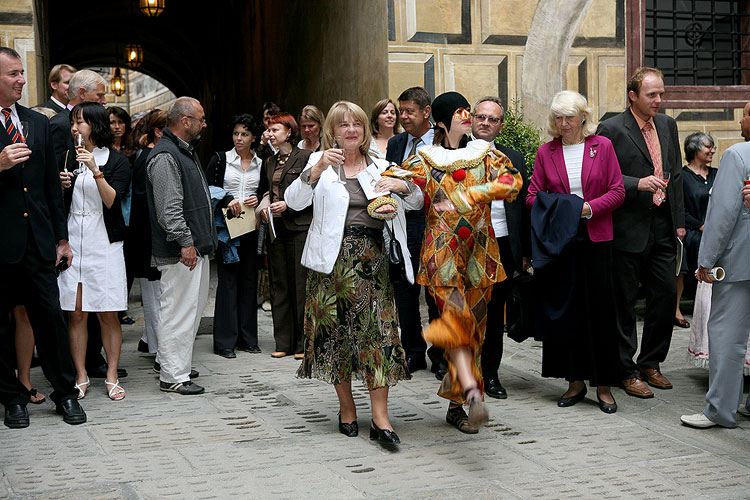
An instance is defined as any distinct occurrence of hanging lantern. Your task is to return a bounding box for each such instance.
[111,68,126,96]
[124,44,143,69]
[139,0,165,16]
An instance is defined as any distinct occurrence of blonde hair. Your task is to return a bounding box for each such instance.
[298,104,325,127]
[547,90,597,138]
[321,101,371,155]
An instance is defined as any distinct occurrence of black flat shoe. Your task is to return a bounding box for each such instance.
[557,386,587,407]
[369,420,400,446]
[237,345,262,354]
[214,348,236,359]
[434,361,448,381]
[484,377,508,399]
[55,398,86,425]
[338,413,358,437]
[88,364,128,379]
[4,404,29,429]
[597,394,617,414]
[137,339,149,353]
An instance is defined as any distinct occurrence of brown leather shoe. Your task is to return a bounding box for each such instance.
[621,377,654,399]
[639,368,673,389]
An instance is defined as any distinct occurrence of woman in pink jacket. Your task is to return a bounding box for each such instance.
[527,91,625,413]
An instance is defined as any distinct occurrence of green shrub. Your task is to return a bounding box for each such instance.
[495,99,544,177]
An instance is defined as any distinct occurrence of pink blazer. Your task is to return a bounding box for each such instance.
[526,135,625,242]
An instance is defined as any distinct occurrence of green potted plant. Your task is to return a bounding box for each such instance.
[495,99,543,177]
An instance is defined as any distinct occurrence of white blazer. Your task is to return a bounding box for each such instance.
[285,152,423,282]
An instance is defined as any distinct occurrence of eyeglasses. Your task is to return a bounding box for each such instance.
[472,114,502,124]
[185,115,207,124]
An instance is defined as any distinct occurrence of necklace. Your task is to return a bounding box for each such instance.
[277,151,292,166]
[561,138,584,145]
[343,157,365,178]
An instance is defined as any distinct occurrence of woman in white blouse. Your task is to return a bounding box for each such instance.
[297,105,324,152]
[205,114,266,359]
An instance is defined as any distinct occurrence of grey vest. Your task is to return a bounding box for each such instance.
[146,128,217,259]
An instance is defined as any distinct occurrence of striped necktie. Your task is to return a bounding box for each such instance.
[2,108,21,143]
[407,137,421,158]
[641,121,663,205]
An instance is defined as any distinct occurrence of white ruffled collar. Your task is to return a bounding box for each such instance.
[418,139,490,172]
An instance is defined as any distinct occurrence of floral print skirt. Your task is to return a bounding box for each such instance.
[296,233,410,389]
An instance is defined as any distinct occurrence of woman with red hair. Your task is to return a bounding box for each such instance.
[258,113,313,359]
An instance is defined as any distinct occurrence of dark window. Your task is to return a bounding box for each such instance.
[644,0,750,85]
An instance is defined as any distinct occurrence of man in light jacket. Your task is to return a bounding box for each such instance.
[680,139,750,428]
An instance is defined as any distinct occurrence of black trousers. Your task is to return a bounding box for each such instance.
[268,225,307,354]
[394,210,442,364]
[613,207,677,379]
[213,232,259,351]
[481,236,516,379]
[0,237,77,406]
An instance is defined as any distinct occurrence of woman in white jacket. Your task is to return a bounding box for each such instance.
[286,101,422,447]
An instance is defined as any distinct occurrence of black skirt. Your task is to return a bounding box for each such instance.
[536,223,619,386]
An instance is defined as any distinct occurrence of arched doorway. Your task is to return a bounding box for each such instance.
[40,0,388,156]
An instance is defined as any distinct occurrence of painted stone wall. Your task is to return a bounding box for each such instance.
[387,0,746,159]
[0,0,40,108]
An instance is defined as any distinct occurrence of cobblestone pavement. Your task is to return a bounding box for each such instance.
[1,278,749,500]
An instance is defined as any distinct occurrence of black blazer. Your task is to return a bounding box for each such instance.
[596,108,684,253]
[0,105,68,264]
[50,107,73,171]
[63,148,131,243]
[496,144,531,270]
[385,132,409,166]
[41,98,65,114]
[262,146,313,231]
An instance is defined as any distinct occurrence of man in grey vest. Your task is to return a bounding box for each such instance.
[146,97,216,395]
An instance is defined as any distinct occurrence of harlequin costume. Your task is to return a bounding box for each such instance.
[386,138,523,403]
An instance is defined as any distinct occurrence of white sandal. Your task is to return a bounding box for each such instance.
[74,377,90,400]
[105,379,125,401]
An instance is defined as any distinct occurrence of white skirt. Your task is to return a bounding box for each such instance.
[58,170,127,312]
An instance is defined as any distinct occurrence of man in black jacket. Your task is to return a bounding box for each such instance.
[471,96,530,399]
[32,63,76,117]
[50,69,106,171]
[146,97,216,396]
[596,67,685,398]
[0,47,85,428]
[386,87,444,378]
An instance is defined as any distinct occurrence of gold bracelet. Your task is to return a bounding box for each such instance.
[367,196,398,220]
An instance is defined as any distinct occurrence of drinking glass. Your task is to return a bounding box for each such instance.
[19,121,28,144]
[744,174,750,216]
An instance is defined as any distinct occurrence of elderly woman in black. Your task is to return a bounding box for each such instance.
[676,132,716,328]
[205,113,266,358]
[258,112,312,359]
[58,102,131,401]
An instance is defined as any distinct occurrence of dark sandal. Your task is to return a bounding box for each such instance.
[119,315,135,325]
[29,388,46,405]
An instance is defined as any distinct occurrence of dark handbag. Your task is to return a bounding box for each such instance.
[384,223,407,282]
[506,272,535,343]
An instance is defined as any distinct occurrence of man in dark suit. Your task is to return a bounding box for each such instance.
[0,46,86,428]
[386,86,444,378]
[470,96,530,399]
[32,64,76,117]
[50,69,107,172]
[596,67,685,399]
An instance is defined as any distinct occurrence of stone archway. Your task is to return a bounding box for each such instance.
[521,0,594,128]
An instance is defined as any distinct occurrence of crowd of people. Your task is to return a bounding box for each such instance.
[1,45,748,440]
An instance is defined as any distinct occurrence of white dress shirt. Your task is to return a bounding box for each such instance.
[222,148,262,201]
[470,134,510,238]
[562,143,585,199]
